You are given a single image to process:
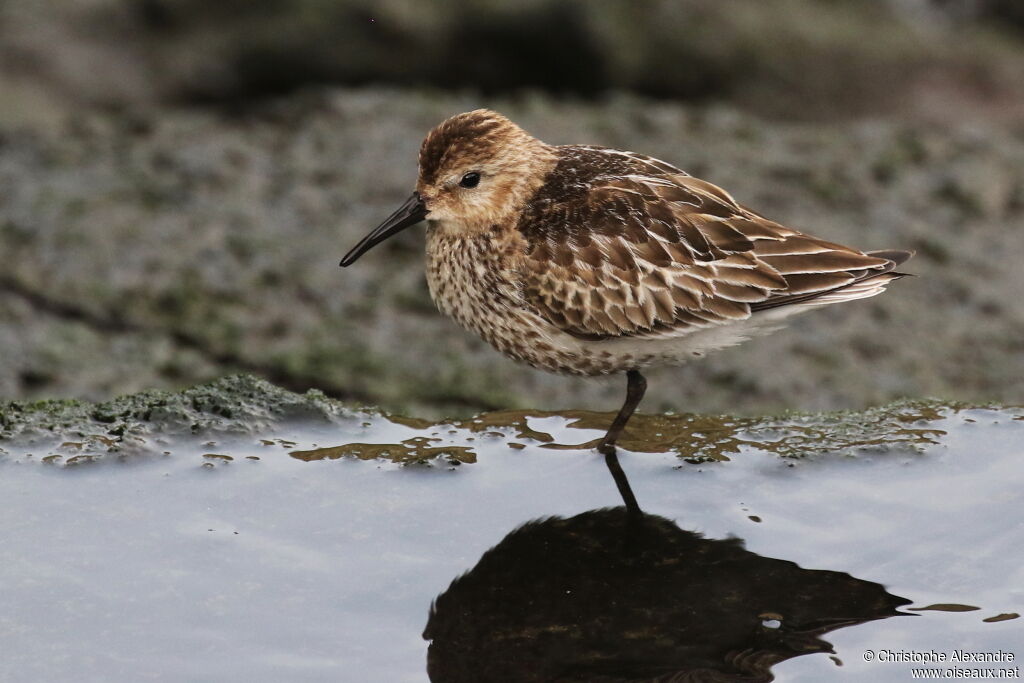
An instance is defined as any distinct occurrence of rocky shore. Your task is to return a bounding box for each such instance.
[1,89,1022,416]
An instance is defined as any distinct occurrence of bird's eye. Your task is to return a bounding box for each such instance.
[459,172,481,188]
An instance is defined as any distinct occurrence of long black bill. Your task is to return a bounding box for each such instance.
[340,192,429,267]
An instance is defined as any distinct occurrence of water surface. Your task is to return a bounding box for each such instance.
[0,403,1021,681]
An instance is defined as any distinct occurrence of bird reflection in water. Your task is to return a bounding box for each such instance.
[424,452,910,682]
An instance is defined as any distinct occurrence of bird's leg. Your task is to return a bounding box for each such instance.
[597,369,647,457]
[603,448,642,517]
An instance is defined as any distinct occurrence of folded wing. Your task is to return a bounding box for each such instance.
[518,170,905,340]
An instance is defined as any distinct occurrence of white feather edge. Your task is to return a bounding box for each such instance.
[546,273,901,368]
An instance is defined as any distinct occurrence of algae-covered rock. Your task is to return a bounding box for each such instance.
[445,399,999,462]
[2,375,1018,466]
[0,374,351,459]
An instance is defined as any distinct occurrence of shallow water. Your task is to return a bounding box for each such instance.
[0,405,1021,682]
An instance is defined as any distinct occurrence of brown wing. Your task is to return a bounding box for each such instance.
[519,170,897,340]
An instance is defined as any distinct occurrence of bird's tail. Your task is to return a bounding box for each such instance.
[752,249,914,312]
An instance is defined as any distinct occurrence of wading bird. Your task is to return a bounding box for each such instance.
[341,110,911,466]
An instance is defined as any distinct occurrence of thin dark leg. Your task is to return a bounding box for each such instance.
[597,370,647,457]
[604,448,642,516]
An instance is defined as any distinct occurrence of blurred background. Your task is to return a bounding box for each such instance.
[0,0,1022,417]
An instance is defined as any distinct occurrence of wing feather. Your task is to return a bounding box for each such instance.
[517,149,910,340]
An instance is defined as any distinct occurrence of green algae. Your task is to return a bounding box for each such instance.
[1,373,1019,467]
[983,613,1021,623]
[446,399,983,462]
[0,374,351,459]
[290,441,476,465]
[908,604,981,613]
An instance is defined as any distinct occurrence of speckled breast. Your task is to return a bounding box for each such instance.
[424,226,529,354]
[424,224,636,377]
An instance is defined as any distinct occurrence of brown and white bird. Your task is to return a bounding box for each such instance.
[341,109,911,460]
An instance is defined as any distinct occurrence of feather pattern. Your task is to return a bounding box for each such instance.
[516,146,907,341]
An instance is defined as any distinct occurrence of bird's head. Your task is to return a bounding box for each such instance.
[340,109,555,266]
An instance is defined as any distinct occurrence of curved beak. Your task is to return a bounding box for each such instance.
[340,192,429,267]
